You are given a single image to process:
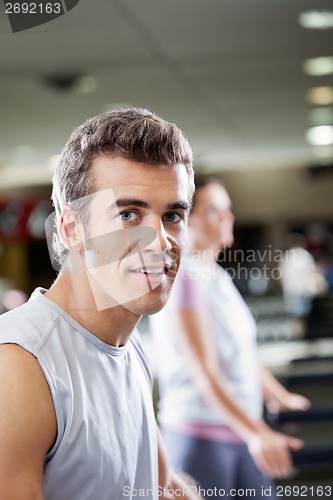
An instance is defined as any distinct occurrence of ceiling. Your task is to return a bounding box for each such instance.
[0,0,333,220]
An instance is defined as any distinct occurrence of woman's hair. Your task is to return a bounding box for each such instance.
[51,107,194,267]
[191,174,225,212]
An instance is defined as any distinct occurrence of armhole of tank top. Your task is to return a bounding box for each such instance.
[38,358,65,463]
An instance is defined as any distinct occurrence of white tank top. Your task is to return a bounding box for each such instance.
[0,288,158,500]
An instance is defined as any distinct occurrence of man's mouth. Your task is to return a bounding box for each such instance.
[131,266,169,276]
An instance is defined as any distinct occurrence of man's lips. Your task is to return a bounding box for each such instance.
[130,265,170,276]
[129,265,170,292]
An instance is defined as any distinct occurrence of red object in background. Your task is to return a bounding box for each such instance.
[0,198,53,241]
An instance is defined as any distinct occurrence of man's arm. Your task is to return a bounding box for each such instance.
[259,365,311,413]
[0,344,57,500]
[157,426,202,499]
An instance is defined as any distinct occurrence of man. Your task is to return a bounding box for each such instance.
[0,108,200,499]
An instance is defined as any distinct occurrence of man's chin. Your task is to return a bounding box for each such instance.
[122,289,170,316]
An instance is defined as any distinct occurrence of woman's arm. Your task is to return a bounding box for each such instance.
[259,365,311,413]
[173,306,304,478]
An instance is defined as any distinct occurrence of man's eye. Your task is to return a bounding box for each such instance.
[164,213,181,223]
[119,211,138,221]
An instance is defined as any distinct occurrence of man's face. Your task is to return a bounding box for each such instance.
[80,156,190,314]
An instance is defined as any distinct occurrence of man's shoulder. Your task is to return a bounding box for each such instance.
[0,291,59,355]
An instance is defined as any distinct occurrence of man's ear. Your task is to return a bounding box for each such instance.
[58,206,85,254]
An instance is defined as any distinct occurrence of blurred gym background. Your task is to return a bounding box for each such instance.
[0,0,332,492]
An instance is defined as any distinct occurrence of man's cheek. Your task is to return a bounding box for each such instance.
[84,227,157,269]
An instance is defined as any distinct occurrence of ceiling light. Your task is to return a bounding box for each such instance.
[298,11,333,29]
[305,126,333,146]
[303,56,333,76]
[305,86,333,105]
[307,107,333,126]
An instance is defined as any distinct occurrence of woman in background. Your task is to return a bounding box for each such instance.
[150,176,311,499]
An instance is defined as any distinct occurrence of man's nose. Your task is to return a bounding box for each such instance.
[143,217,172,254]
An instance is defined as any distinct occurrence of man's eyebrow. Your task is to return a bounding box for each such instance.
[166,201,190,212]
[108,200,149,210]
[108,199,190,212]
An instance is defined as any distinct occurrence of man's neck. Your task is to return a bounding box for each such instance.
[45,272,141,347]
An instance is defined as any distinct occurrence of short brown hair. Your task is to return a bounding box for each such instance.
[51,108,194,267]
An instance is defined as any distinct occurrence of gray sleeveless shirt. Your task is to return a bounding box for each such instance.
[0,288,158,500]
